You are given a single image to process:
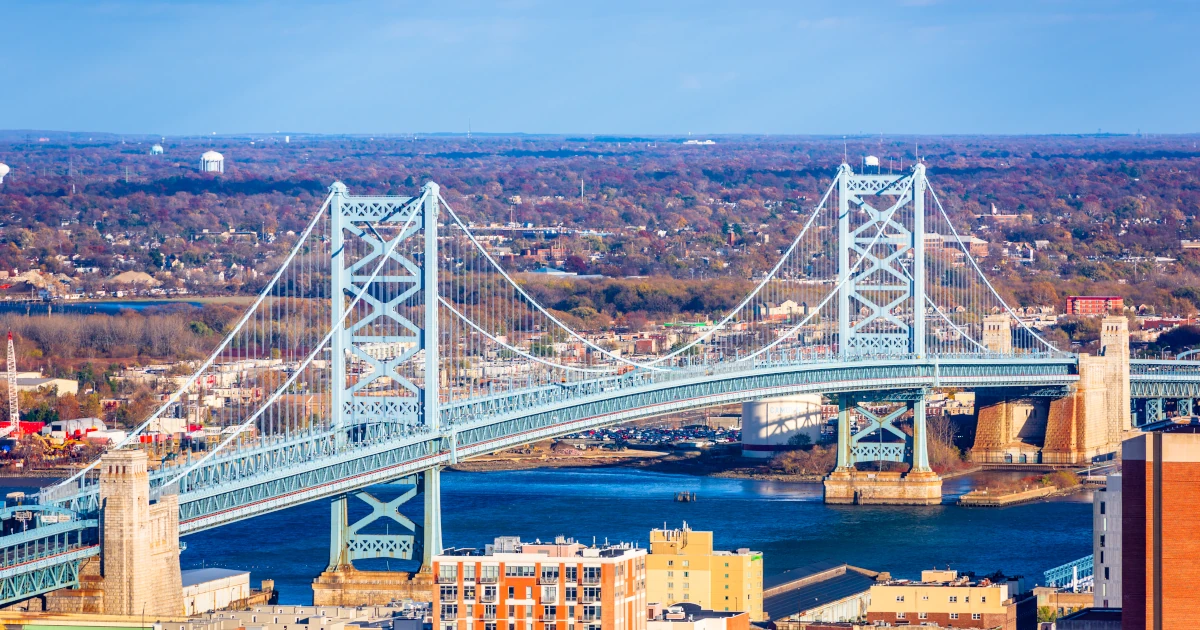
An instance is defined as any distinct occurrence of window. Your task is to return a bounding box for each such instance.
[682,561,689,567]
[724,563,729,568]
[949,596,958,603]
[683,594,689,600]
[542,586,557,602]
[509,606,516,619]
[543,606,557,618]
[485,622,497,630]
[582,567,602,584]
[467,605,475,618]
[1100,551,1105,564]
[723,585,728,590]
[918,613,927,620]
[724,574,729,579]
[949,613,959,620]
[981,596,986,603]
[541,567,560,582]
[1100,501,1106,515]
[509,587,516,599]
[464,565,477,580]
[507,565,536,578]
[439,565,459,583]
[921,595,928,601]
[1100,534,1106,548]
[667,583,674,589]
[667,571,674,578]
[1105,567,1110,579]
[565,567,577,582]
[481,566,500,582]
[683,583,690,589]
[668,561,674,567]
[526,587,532,599]
[895,595,905,602]
[896,612,905,619]
[441,604,458,619]
[441,585,459,599]
[565,587,577,602]
[972,614,981,621]
[464,586,477,600]
[683,571,689,578]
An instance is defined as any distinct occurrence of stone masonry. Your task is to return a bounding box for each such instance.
[97,449,184,617]
[972,315,1130,465]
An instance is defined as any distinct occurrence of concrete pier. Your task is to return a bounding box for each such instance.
[823,470,943,505]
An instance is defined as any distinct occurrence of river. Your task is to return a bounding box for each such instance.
[160,467,1091,605]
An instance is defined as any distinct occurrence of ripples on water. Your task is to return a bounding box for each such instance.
[183,468,1092,604]
[3,468,1094,605]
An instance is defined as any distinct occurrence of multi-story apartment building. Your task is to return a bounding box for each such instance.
[432,536,647,630]
[866,569,1034,629]
[644,524,763,621]
[1093,473,1122,608]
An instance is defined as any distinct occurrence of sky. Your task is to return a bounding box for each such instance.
[3,0,1199,136]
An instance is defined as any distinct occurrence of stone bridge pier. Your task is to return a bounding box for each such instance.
[972,315,1131,465]
[46,450,183,616]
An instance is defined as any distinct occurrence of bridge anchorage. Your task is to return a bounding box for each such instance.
[3,162,1200,610]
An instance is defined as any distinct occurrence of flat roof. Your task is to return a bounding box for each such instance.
[764,570,875,620]
[181,567,250,587]
[764,560,846,591]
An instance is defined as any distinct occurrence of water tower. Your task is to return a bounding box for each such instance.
[150,144,164,155]
[0,163,8,185]
[199,150,224,173]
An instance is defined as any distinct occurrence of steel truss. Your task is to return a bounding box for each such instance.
[837,164,926,358]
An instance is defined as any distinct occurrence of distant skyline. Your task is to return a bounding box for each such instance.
[3,0,1199,136]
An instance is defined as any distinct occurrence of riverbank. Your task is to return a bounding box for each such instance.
[450,446,986,485]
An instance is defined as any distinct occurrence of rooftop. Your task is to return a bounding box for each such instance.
[763,562,878,621]
[182,567,249,587]
[440,535,642,559]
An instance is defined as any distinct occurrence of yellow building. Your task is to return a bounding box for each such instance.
[645,523,764,621]
[867,569,1033,627]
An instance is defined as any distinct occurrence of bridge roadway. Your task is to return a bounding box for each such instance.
[5,354,1200,607]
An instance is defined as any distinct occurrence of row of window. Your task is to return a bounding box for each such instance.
[894,612,983,621]
[444,623,603,630]
[440,604,603,621]
[894,594,987,604]
[440,565,612,584]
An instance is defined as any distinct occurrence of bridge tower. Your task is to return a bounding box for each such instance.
[312,182,444,605]
[824,163,941,504]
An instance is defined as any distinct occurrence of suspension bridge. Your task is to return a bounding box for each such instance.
[2,163,1199,612]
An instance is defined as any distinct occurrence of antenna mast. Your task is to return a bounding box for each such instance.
[6,332,18,434]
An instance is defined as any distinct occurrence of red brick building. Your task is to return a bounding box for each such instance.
[1121,430,1200,629]
[1064,295,1124,316]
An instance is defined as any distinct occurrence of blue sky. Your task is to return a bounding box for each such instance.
[3,0,1198,135]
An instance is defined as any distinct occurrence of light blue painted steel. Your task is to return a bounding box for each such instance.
[837,165,921,358]
[11,174,1200,608]
[1043,554,1093,589]
[327,475,425,570]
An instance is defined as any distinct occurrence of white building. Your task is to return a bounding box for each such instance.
[182,567,251,615]
[741,395,824,458]
[200,150,225,173]
[1093,473,1122,608]
[151,144,165,155]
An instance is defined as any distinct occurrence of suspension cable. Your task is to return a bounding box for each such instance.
[159,189,426,491]
[53,195,333,490]
[926,182,1061,354]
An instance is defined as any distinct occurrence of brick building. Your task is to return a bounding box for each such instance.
[1064,295,1124,316]
[1121,429,1200,629]
[432,536,647,630]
